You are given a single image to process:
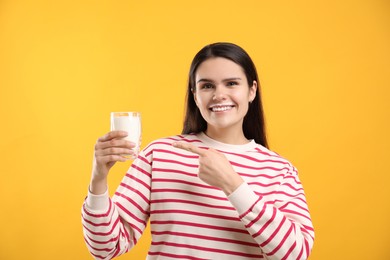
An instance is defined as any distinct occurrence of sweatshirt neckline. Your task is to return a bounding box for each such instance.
[196,132,257,152]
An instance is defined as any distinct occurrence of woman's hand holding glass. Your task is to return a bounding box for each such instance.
[90,131,136,195]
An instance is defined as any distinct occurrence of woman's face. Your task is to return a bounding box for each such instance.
[193,57,257,134]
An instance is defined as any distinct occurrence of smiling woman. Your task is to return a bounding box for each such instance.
[81,42,315,259]
[192,57,257,144]
[183,43,268,148]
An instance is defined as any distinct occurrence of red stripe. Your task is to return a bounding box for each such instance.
[253,207,277,238]
[253,190,279,197]
[280,182,303,192]
[300,226,315,241]
[278,201,309,213]
[240,172,284,179]
[150,209,240,221]
[83,216,120,236]
[83,216,112,227]
[275,190,305,198]
[231,161,291,172]
[280,209,312,221]
[111,241,121,259]
[296,242,304,260]
[301,228,312,238]
[304,238,310,257]
[114,192,149,215]
[131,164,152,178]
[154,158,199,168]
[151,241,264,258]
[240,196,263,219]
[119,182,150,204]
[247,181,281,188]
[148,251,207,260]
[243,201,266,227]
[151,188,228,201]
[282,175,302,185]
[254,147,292,163]
[260,216,287,247]
[174,135,203,143]
[151,198,235,211]
[144,141,172,151]
[274,196,304,204]
[115,202,147,228]
[121,227,133,246]
[152,167,198,178]
[84,237,112,252]
[135,153,151,165]
[274,197,308,207]
[223,150,292,165]
[86,233,120,244]
[151,230,259,247]
[302,224,315,232]
[124,173,150,190]
[150,220,249,234]
[152,178,219,190]
[82,204,116,227]
[282,241,297,260]
[153,148,199,159]
[144,139,201,157]
[266,222,294,256]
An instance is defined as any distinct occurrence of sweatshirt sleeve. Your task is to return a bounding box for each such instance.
[81,149,152,260]
[228,169,314,260]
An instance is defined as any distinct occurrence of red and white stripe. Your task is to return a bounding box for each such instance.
[82,133,314,259]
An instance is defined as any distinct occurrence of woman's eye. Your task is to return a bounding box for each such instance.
[227,81,238,86]
[201,83,213,89]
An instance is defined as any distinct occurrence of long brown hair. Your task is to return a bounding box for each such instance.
[182,42,268,148]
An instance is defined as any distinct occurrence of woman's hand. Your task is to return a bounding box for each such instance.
[172,142,243,196]
[90,131,135,194]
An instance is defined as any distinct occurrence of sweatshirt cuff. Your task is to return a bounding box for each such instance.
[86,188,110,212]
[227,182,260,215]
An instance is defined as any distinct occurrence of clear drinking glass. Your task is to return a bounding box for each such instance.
[110,112,141,159]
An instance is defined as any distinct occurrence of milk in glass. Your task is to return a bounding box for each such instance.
[111,112,141,159]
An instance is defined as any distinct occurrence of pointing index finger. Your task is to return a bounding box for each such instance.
[172,142,206,156]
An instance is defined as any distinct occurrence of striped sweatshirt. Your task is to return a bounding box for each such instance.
[82,132,314,259]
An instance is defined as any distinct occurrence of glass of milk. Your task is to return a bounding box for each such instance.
[110,112,141,159]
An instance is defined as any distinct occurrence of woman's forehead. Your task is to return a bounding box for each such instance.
[195,57,246,81]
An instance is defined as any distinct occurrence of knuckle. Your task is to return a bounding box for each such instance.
[107,131,114,138]
[109,139,116,146]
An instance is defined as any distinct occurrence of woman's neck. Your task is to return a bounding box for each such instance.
[205,127,249,145]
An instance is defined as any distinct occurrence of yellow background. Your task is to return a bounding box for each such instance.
[1,0,389,259]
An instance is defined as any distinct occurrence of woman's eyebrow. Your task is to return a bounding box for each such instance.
[196,77,242,84]
[196,78,214,84]
[222,77,242,82]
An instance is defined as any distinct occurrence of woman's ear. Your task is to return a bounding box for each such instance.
[249,80,257,102]
[192,87,198,106]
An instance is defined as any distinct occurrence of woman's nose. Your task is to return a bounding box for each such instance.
[212,86,227,101]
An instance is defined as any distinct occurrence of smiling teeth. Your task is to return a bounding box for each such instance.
[211,106,233,112]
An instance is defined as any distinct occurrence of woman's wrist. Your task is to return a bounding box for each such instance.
[221,174,244,196]
[90,177,108,195]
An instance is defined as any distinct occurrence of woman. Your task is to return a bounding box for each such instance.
[82,42,315,259]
